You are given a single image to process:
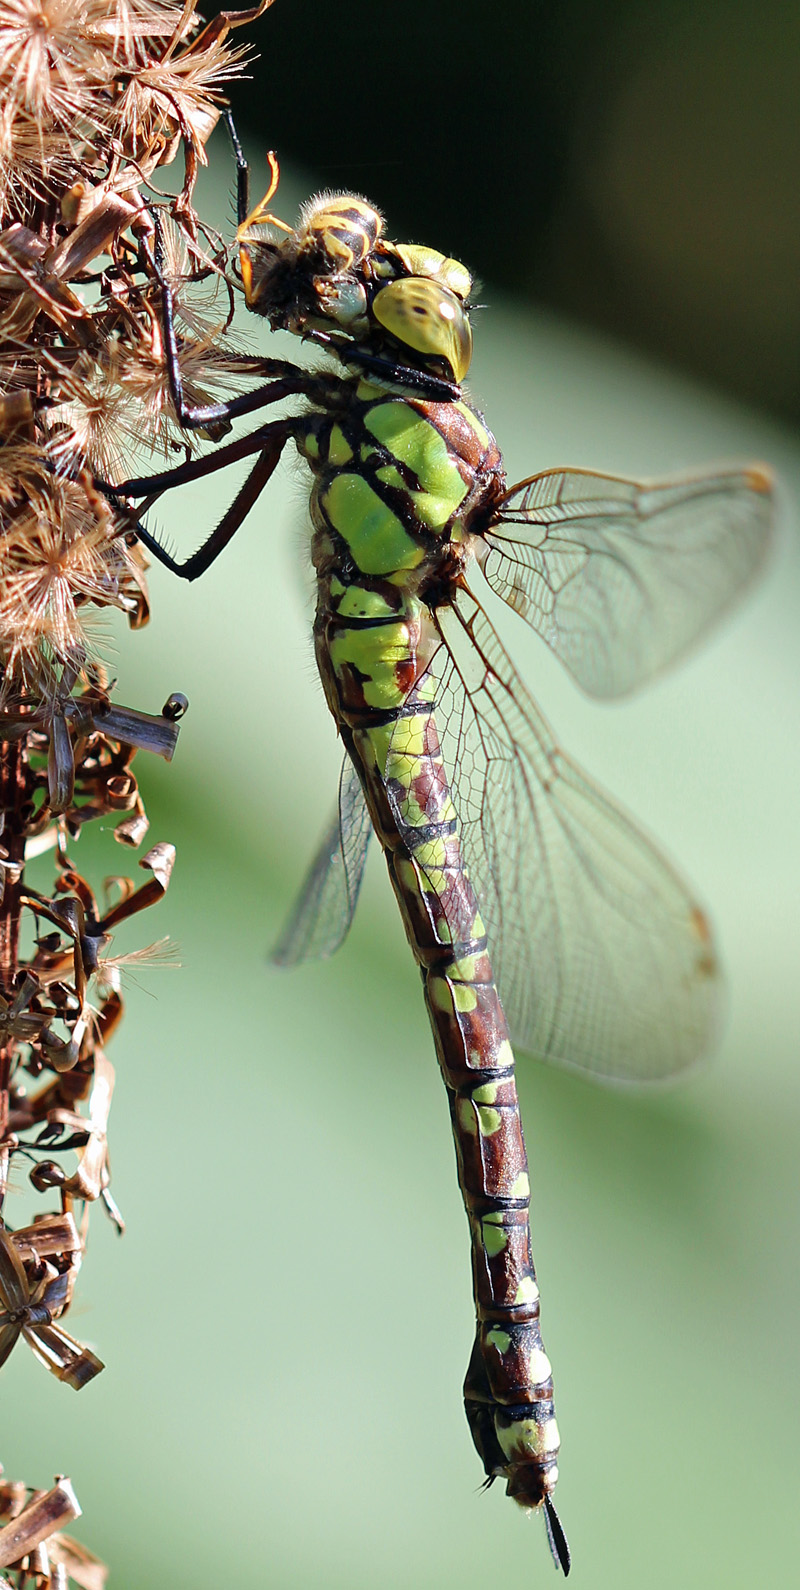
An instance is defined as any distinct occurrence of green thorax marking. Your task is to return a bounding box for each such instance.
[298,382,495,581]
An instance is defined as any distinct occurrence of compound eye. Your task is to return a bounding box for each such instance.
[393,244,472,300]
[371,278,473,381]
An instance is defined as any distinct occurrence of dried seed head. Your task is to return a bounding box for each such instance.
[0,451,141,688]
[0,14,274,1548]
[0,0,269,688]
[0,0,255,215]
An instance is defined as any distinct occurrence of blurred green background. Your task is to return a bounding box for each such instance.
[232,0,800,428]
[7,5,800,1584]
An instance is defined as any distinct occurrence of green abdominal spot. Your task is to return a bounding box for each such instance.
[480,1215,508,1256]
[328,621,412,710]
[458,1099,478,1136]
[335,584,397,620]
[447,953,480,981]
[394,787,428,829]
[496,1416,560,1463]
[475,1104,501,1136]
[429,974,478,1013]
[457,1099,501,1137]
[471,1082,498,1104]
[514,1275,538,1306]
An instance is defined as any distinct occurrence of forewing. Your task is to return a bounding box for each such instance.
[271,754,372,966]
[480,465,773,697]
[431,588,720,1082]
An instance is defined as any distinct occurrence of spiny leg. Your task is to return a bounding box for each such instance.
[137,435,288,581]
[222,107,251,229]
[106,419,297,580]
[111,413,300,500]
[141,224,318,432]
[301,327,462,401]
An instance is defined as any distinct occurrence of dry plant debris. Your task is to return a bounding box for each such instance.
[0,0,276,1579]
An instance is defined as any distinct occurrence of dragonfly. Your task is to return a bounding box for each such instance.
[110,127,773,1573]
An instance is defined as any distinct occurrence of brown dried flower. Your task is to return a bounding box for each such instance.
[0,0,276,1579]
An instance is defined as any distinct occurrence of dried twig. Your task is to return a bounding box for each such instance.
[0,0,276,1578]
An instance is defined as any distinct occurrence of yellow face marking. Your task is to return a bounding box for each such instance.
[393,244,473,301]
[372,278,473,381]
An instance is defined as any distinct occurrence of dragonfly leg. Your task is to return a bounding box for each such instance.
[105,419,297,581]
[139,213,324,433]
[222,107,250,228]
[302,328,461,402]
[112,415,301,501]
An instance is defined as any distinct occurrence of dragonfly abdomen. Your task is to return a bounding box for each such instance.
[316,592,561,1512]
[401,791,561,1511]
[308,369,561,1519]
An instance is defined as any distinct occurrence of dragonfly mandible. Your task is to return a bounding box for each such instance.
[110,125,773,1574]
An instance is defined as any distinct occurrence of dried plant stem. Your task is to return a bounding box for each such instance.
[0,0,277,1580]
[0,742,24,988]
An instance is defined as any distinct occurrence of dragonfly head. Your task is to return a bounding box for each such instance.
[237,167,475,383]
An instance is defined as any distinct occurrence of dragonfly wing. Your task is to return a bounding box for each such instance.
[271,753,372,966]
[431,588,720,1082]
[480,465,773,698]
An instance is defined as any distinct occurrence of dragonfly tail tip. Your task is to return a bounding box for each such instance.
[543,1495,571,1576]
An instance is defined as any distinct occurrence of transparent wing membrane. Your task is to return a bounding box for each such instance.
[481,465,773,698]
[272,460,767,1070]
[429,590,720,1082]
[271,754,372,966]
